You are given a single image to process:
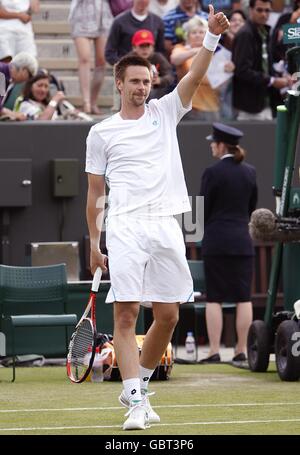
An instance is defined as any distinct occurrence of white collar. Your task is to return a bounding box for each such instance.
[131,9,148,21]
[220,154,234,160]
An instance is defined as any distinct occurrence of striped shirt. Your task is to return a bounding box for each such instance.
[163,6,208,44]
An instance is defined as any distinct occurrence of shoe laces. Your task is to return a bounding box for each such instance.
[124,401,144,417]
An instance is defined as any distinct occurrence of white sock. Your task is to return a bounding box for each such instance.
[123,378,142,405]
[139,365,155,394]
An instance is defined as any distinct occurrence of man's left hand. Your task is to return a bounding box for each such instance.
[208,4,230,36]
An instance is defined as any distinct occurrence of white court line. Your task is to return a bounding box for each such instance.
[1,418,300,432]
[1,401,300,413]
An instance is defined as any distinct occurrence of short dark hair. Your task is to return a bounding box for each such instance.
[228,9,247,21]
[114,54,152,82]
[249,0,272,8]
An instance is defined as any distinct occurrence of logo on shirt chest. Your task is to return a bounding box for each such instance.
[152,120,159,126]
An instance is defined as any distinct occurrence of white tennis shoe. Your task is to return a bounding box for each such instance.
[123,402,149,430]
[119,390,160,423]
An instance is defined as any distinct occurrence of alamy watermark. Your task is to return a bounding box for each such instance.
[291,331,300,357]
[0,73,6,97]
[94,195,204,243]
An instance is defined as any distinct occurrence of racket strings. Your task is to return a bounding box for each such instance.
[69,319,94,380]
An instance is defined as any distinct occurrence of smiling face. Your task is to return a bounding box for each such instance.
[30,77,50,102]
[229,12,246,35]
[116,65,152,107]
[187,25,207,48]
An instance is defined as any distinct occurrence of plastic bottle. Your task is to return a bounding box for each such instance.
[91,349,104,383]
[185,331,196,361]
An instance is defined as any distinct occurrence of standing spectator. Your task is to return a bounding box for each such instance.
[232,0,292,120]
[170,16,219,120]
[105,0,165,66]
[0,0,39,62]
[219,9,246,119]
[163,0,208,56]
[149,0,178,17]
[131,29,174,99]
[69,0,114,114]
[0,51,38,120]
[200,123,258,364]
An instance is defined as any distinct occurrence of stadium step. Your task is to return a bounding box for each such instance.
[61,75,114,98]
[34,3,70,22]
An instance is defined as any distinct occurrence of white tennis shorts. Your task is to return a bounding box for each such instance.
[105,215,194,307]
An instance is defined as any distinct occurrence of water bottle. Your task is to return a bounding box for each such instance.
[185,331,196,361]
[91,350,104,383]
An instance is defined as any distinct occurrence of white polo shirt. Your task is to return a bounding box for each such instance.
[85,88,191,217]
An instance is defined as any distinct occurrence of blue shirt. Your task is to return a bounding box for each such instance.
[163,6,208,44]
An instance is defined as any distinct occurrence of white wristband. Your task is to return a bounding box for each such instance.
[203,30,221,52]
[49,99,58,108]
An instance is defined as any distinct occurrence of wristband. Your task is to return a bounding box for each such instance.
[49,99,58,108]
[203,30,221,52]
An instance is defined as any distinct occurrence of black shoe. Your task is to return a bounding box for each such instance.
[199,353,221,364]
[232,353,247,362]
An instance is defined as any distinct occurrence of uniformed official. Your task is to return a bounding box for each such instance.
[200,123,258,364]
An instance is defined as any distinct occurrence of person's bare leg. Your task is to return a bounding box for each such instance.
[205,303,223,356]
[91,35,106,114]
[139,302,179,369]
[113,301,140,379]
[235,301,253,355]
[74,36,92,113]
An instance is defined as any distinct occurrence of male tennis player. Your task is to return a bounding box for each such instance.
[86,5,229,431]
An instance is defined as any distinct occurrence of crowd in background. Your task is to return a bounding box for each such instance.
[0,0,299,122]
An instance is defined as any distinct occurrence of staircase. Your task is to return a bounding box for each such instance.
[33,0,114,113]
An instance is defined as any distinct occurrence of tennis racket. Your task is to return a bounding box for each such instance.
[67,267,102,383]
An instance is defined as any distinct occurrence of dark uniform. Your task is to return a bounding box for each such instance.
[200,123,258,302]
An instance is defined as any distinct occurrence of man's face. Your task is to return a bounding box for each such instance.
[10,66,31,83]
[133,43,154,59]
[117,65,152,107]
[250,0,271,26]
[133,0,150,12]
[180,0,197,11]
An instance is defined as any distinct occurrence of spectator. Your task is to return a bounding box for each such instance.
[14,70,65,120]
[163,0,208,56]
[69,0,114,114]
[0,0,39,62]
[131,29,174,99]
[0,51,38,120]
[170,16,219,120]
[271,0,300,64]
[232,0,292,120]
[200,123,258,364]
[219,9,246,119]
[149,0,178,17]
[105,0,165,66]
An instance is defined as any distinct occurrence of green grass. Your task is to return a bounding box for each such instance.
[0,363,300,435]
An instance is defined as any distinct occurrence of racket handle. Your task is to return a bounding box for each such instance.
[92,267,102,292]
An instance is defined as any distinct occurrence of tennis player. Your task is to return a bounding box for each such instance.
[86,5,229,431]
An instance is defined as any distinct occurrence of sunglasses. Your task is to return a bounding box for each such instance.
[254,7,271,13]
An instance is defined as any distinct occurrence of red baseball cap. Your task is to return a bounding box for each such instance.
[132,29,155,47]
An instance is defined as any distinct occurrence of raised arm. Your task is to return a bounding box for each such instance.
[177,5,229,108]
[86,173,107,274]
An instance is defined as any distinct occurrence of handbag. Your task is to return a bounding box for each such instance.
[108,0,133,17]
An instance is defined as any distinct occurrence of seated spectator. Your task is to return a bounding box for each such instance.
[14,69,93,121]
[0,0,39,62]
[131,29,174,99]
[0,51,38,121]
[105,0,165,66]
[170,16,220,121]
[163,0,208,56]
[14,70,65,120]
